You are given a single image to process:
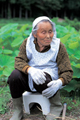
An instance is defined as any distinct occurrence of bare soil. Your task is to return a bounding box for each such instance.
[0,99,80,120]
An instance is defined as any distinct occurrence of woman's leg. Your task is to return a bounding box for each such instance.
[7,69,31,98]
[46,91,63,120]
[7,69,31,120]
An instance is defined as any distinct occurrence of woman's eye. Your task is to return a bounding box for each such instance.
[42,31,46,34]
[49,30,52,33]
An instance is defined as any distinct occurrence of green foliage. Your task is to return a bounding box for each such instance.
[0,18,33,28]
[0,54,14,77]
[54,22,80,94]
[52,17,80,31]
[63,79,78,93]
[64,17,80,31]
[61,96,80,111]
[0,23,31,77]
[56,24,80,79]
[0,85,11,114]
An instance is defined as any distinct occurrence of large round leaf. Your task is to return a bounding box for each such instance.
[11,37,24,47]
[3,67,14,77]
[72,66,80,78]
[0,54,14,67]
[63,80,78,92]
[0,23,18,35]
[68,41,79,49]
[1,49,13,55]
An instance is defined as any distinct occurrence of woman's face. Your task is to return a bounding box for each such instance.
[33,21,54,47]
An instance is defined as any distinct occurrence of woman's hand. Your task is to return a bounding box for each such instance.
[42,79,62,98]
[28,67,46,85]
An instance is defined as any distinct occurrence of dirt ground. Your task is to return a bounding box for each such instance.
[0,99,80,120]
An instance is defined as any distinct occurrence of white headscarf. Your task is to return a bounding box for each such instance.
[27,16,56,42]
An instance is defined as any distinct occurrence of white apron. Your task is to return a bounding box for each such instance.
[26,37,60,91]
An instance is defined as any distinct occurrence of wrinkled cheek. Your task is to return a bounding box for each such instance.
[40,36,46,40]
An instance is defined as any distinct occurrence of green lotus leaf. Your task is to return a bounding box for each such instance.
[19,24,28,32]
[0,70,3,76]
[74,51,80,60]
[63,80,78,92]
[23,30,31,37]
[11,37,24,47]
[66,25,77,33]
[67,48,74,55]
[0,38,2,43]
[68,41,79,49]
[60,34,71,44]
[3,67,14,77]
[71,61,80,68]
[13,50,19,56]
[2,49,13,55]
[0,54,14,67]
[72,66,80,78]
[0,23,18,35]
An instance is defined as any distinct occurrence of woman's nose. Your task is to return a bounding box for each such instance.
[46,33,50,38]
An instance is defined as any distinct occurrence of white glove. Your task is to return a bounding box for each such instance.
[28,67,46,85]
[42,79,62,98]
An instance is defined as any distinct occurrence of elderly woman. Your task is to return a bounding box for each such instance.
[7,16,73,120]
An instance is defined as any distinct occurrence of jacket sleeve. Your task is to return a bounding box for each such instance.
[14,38,30,74]
[56,42,73,85]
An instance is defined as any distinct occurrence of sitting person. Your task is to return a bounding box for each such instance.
[7,16,73,120]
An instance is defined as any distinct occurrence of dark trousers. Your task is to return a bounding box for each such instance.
[7,69,32,98]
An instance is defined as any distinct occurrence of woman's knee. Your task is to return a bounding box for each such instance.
[7,69,21,84]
